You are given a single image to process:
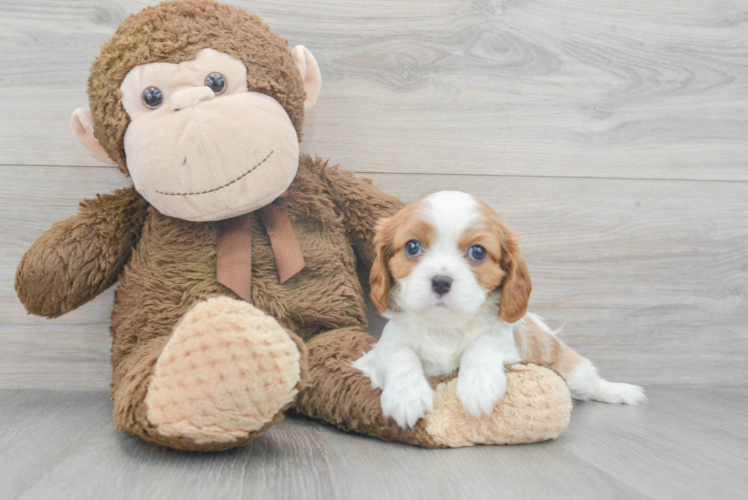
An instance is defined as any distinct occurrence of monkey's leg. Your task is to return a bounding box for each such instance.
[293,327,571,448]
[111,296,308,451]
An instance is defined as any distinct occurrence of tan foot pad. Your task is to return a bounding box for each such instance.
[145,296,301,446]
[425,364,572,447]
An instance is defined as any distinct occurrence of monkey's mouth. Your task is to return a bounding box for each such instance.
[155,150,274,196]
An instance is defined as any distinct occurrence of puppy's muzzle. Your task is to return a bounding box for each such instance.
[431,275,453,296]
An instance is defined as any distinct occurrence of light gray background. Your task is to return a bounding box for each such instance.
[1,1,746,498]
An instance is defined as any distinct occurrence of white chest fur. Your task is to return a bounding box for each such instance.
[377,303,521,378]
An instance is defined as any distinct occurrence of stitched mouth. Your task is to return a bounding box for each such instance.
[156,150,274,196]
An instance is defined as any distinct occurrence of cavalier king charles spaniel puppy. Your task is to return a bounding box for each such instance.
[353,191,646,429]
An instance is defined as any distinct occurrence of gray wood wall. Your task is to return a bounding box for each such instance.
[1,0,746,390]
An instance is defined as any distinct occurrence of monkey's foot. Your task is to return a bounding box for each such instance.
[144,296,302,449]
[422,364,572,447]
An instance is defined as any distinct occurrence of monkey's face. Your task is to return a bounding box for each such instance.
[110,49,297,221]
[72,4,322,222]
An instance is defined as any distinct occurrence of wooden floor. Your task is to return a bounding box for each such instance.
[2,387,747,500]
[1,1,747,499]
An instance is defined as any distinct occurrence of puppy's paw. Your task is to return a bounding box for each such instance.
[591,380,648,405]
[381,377,434,429]
[456,368,507,418]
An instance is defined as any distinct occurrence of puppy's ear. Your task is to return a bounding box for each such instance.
[369,217,394,313]
[498,233,532,323]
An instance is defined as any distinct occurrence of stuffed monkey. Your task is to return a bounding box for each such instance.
[16,0,571,451]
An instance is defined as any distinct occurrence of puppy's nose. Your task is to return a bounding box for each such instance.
[431,275,453,296]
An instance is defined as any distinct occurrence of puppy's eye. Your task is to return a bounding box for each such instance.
[205,72,227,94]
[468,245,487,262]
[405,240,422,257]
[142,86,164,109]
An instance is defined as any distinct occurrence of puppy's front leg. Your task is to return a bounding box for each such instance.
[457,333,520,418]
[379,347,434,429]
[353,343,434,429]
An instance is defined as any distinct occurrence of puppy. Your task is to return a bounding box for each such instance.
[353,191,646,429]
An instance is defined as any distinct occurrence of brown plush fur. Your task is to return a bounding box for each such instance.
[88,0,306,173]
[16,187,148,318]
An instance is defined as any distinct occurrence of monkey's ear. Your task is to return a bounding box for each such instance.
[71,108,117,165]
[291,45,322,112]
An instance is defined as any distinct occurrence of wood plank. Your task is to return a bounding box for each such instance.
[295,414,646,500]
[3,388,747,499]
[0,390,112,499]
[558,388,748,499]
[1,165,746,390]
[655,388,748,433]
[1,1,747,181]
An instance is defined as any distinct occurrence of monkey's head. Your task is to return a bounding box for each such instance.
[72,0,321,222]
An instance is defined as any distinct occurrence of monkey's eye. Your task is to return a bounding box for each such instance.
[405,240,422,258]
[468,245,487,262]
[142,86,164,110]
[205,72,227,94]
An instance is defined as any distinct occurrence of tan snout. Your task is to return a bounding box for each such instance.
[171,87,215,111]
[125,91,300,222]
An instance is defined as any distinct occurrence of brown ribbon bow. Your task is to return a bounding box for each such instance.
[215,194,305,302]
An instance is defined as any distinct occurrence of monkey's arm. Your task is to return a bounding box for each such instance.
[314,158,404,270]
[16,186,148,318]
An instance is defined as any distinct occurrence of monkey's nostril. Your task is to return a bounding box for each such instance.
[431,275,452,296]
[182,157,187,166]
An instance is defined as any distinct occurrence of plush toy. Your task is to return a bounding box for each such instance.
[15,0,571,451]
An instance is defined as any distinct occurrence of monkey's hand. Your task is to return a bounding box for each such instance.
[16,186,148,318]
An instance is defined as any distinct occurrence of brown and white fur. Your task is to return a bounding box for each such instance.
[353,191,646,429]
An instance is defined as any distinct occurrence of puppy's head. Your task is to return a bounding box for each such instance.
[370,191,531,323]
